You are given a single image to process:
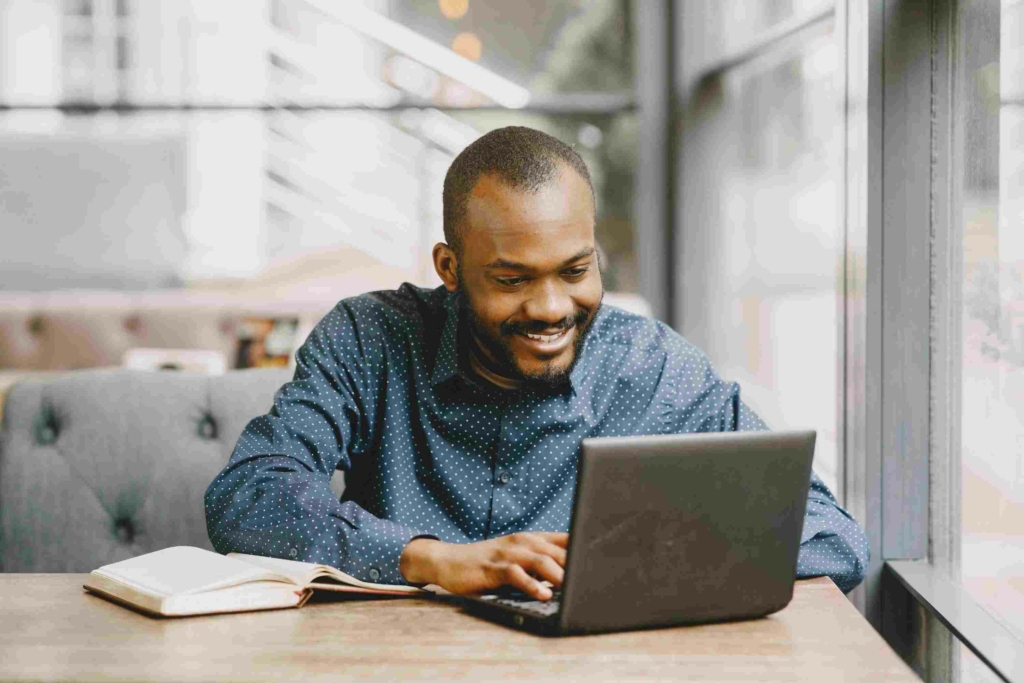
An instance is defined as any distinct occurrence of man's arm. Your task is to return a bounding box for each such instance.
[204,306,426,585]
[798,472,870,593]
[665,347,870,593]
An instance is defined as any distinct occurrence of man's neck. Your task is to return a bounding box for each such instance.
[467,335,522,391]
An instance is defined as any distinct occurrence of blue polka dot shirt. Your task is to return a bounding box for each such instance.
[205,284,869,593]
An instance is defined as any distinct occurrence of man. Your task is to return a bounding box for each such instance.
[205,126,868,601]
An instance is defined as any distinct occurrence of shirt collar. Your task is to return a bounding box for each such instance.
[430,291,462,387]
[430,289,593,396]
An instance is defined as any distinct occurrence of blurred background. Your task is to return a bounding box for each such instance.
[0,0,640,373]
[0,0,843,489]
[0,0,1020,672]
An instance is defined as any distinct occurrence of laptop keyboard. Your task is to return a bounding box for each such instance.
[479,588,562,618]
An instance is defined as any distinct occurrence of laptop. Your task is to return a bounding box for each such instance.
[461,430,816,636]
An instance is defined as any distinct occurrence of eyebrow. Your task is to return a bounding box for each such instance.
[484,247,595,271]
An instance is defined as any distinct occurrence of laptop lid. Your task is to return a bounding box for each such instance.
[557,430,815,634]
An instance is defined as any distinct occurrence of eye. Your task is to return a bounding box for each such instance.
[563,266,589,279]
[496,276,528,287]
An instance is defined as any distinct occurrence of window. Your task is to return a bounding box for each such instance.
[960,0,1024,655]
[677,0,843,492]
[864,1,1024,680]
[0,0,636,294]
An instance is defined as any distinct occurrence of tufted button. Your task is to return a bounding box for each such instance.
[33,407,59,445]
[114,518,136,544]
[289,547,298,558]
[37,424,56,444]
[122,315,142,335]
[197,415,218,440]
[368,567,381,582]
[26,316,45,336]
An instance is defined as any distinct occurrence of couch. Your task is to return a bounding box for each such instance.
[0,291,332,371]
[0,368,353,572]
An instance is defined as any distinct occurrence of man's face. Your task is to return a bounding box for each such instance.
[449,165,603,388]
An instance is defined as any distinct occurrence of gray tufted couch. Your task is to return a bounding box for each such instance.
[0,368,348,573]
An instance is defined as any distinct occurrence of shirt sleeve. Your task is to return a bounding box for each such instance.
[661,348,869,593]
[203,306,431,585]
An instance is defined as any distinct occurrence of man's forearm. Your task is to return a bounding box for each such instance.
[205,452,422,584]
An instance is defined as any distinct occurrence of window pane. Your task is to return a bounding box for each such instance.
[683,0,834,77]
[678,9,842,491]
[0,109,636,293]
[960,642,1006,683]
[394,0,631,95]
[960,0,1024,644]
[0,0,630,106]
[0,0,637,297]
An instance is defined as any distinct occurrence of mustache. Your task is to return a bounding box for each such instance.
[500,308,591,337]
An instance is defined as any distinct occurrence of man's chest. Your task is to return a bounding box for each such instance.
[411,395,591,468]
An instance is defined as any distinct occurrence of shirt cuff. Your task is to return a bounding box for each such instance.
[337,516,436,586]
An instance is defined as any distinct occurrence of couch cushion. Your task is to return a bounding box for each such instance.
[0,368,291,572]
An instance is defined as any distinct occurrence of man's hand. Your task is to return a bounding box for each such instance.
[399,532,568,600]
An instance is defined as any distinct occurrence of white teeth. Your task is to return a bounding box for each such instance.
[526,330,565,343]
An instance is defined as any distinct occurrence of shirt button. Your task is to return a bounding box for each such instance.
[289,548,298,558]
[368,567,381,581]
[497,470,512,485]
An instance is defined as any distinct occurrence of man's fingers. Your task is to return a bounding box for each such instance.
[527,538,567,567]
[534,532,569,548]
[504,564,552,601]
[519,551,565,588]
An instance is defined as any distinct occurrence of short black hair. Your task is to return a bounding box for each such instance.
[442,126,594,253]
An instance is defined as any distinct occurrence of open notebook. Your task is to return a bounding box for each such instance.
[83,546,431,617]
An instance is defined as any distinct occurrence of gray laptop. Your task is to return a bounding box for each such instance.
[462,430,816,636]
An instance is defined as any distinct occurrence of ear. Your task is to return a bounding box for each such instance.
[432,242,459,292]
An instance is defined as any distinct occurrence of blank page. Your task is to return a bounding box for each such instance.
[92,546,291,597]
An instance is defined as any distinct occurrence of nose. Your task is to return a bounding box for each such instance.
[522,279,574,327]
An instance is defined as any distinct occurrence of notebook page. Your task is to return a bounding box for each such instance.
[93,546,294,597]
[228,553,322,585]
[229,553,422,592]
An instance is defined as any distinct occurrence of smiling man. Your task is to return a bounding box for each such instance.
[205,126,868,599]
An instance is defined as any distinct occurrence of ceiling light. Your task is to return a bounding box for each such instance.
[451,32,482,62]
[439,0,469,20]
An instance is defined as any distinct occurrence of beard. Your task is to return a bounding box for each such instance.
[457,273,602,392]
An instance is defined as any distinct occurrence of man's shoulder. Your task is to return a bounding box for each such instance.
[307,284,448,363]
[330,283,448,331]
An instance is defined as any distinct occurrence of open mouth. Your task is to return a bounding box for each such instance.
[524,329,569,344]
[516,326,574,355]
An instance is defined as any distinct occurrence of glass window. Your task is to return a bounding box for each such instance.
[0,0,636,299]
[0,0,631,106]
[0,108,634,292]
[959,0,1024,648]
[393,0,632,95]
[960,642,1006,683]
[681,0,833,77]
[678,2,842,492]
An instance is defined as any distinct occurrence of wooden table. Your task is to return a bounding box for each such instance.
[0,575,918,682]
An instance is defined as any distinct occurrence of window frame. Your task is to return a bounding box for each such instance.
[841,0,1024,680]
[666,0,1024,680]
